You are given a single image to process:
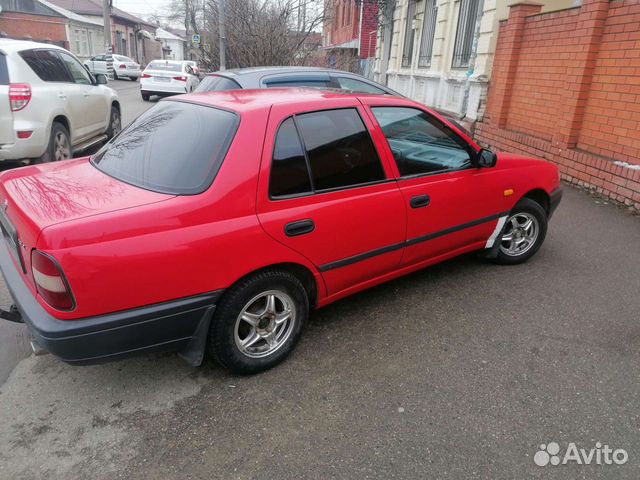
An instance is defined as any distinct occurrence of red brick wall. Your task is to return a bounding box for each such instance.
[0,12,67,46]
[359,1,378,59]
[324,0,377,59]
[476,0,640,210]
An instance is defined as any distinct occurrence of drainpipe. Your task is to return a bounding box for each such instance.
[460,0,485,120]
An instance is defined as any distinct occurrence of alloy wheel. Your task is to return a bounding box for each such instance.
[499,212,539,257]
[54,132,71,161]
[234,290,296,359]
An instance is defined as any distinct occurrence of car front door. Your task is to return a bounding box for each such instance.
[87,55,105,74]
[363,99,510,266]
[257,99,406,296]
[58,51,109,139]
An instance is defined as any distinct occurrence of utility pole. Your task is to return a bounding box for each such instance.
[218,0,226,70]
[102,0,113,80]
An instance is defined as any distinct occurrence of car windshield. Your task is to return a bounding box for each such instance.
[91,101,240,195]
[147,61,182,72]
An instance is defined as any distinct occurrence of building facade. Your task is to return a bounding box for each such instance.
[156,27,186,61]
[323,0,378,73]
[0,0,68,47]
[374,0,578,123]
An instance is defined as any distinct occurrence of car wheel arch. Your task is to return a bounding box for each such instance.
[520,188,550,216]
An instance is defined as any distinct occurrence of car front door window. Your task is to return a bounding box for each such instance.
[371,107,472,177]
[58,51,92,85]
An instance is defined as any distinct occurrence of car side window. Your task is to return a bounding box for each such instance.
[19,49,72,82]
[371,107,473,177]
[296,109,385,191]
[94,55,105,61]
[335,77,386,94]
[269,118,313,197]
[58,51,92,85]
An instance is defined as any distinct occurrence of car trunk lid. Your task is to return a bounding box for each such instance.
[0,159,174,283]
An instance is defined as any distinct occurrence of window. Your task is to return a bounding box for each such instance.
[0,53,8,85]
[269,118,312,197]
[265,79,333,89]
[418,0,438,68]
[80,30,89,56]
[452,0,480,68]
[147,61,182,72]
[371,107,472,177]
[401,0,416,68]
[19,49,72,82]
[93,54,106,62]
[92,102,239,195]
[334,77,386,94]
[296,109,385,191]
[58,51,91,85]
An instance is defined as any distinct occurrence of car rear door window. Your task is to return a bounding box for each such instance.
[19,49,72,82]
[295,109,385,191]
[334,77,386,94]
[92,101,240,195]
[0,53,8,85]
[269,118,312,197]
[371,107,473,177]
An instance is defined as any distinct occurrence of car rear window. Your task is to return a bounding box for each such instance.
[92,101,240,195]
[0,53,8,85]
[196,75,242,92]
[147,61,182,72]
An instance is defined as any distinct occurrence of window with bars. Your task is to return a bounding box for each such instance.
[418,0,438,68]
[452,0,480,69]
[401,0,416,68]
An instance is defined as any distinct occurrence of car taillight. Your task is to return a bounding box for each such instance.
[141,73,151,78]
[9,84,31,111]
[31,250,75,311]
[119,64,127,69]
[173,76,187,82]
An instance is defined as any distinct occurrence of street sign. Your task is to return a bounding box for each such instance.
[192,34,201,44]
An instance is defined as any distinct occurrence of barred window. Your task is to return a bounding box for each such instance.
[401,0,416,68]
[452,0,480,69]
[418,0,438,68]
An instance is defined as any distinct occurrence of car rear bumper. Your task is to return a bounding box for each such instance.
[140,83,188,95]
[0,240,221,365]
[549,186,563,219]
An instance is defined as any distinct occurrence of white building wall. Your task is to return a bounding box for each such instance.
[375,0,578,122]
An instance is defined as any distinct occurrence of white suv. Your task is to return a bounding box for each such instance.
[0,39,120,163]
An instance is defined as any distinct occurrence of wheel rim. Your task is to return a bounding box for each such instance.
[234,290,296,359]
[53,132,71,161]
[111,110,121,136]
[499,212,539,257]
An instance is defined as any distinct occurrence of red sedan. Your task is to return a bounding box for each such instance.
[0,89,561,374]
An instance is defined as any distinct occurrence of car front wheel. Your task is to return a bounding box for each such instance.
[208,270,308,374]
[493,198,548,265]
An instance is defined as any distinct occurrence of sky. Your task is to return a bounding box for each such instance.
[112,0,173,20]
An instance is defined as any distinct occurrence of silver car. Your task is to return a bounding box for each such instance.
[84,54,141,81]
[0,39,121,163]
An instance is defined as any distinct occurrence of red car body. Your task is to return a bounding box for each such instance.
[0,89,561,366]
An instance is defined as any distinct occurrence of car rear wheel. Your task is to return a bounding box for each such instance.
[106,105,121,139]
[141,92,150,101]
[493,198,547,265]
[208,270,308,374]
[37,122,71,163]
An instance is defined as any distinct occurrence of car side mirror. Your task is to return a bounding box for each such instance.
[476,148,497,168]
[95,73,108,85]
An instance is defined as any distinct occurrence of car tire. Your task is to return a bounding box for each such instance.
[37,122,71,163]
[106,104,121,139]
[113,70,118,80]
[208,270,308,374]
[492,198,548,265]
[141,92,150,101]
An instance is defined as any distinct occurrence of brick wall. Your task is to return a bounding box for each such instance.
[475,0,640,210]
[0,12,67,47]
[359,1,378,59]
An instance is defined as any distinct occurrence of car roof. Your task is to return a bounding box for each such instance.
[148,59,184,65]
[0,39,67,54]
[171,87,405,115]
[216,66,330,77]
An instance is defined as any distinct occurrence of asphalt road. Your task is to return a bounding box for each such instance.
[0,79,154,384]
[0,186,638,479]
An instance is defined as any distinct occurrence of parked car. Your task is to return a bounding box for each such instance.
[0,89,561,374]
[196,66,400,95]
[140,60,199,101]
[0,40,121,163]
[195,66,473,136]
[84,54,141,81]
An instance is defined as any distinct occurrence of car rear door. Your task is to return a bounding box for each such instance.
[0,52,14,147]
[362,97,509,266]
[257,98,407,296]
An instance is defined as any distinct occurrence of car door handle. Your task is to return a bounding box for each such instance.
[83,92,89,97]
[284,219,315,237]
[57,93,67,100]
[410,195,431,209]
